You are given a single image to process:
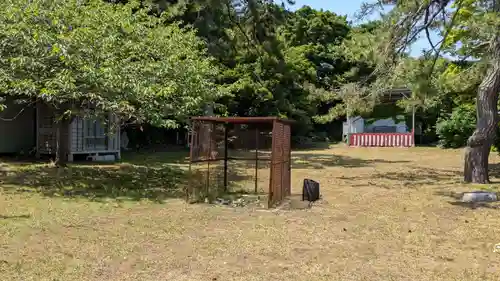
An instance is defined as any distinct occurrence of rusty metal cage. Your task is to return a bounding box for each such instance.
[188,117,293,208]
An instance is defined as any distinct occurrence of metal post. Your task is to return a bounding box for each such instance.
[254,128,259,194]
[269,120,276,207]
[206,123,212,197]
[286,123,291,196]
[346,104,351,145]
[187,121,195,201]
[223,123,229,192]
[280,123,284,201]
[412,106,416,147]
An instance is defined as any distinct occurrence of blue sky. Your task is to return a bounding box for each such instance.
[285,0,439,57]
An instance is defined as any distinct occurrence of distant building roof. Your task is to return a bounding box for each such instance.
[381,88,411,102]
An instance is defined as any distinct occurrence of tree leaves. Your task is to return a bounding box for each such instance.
[0,0,221,127]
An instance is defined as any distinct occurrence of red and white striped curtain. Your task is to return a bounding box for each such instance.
[349,132,414,147]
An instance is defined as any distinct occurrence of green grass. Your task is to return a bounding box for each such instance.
[0,150,191,202]
[1,146,500,281]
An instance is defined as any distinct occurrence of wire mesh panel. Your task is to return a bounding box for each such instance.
[226,123,272,195]
[270,121,283,207]
[188,120,226,200]
[190,120,224,162]
[188,117,292,208]
[282,122,292,197]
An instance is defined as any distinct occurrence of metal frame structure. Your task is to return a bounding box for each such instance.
[188,116,293,207]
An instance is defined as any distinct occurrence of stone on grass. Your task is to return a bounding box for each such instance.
[461,191,498,203]
[0,164,12,175]
[215,198,231,205]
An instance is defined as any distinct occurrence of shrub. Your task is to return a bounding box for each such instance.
[492,125,500,153]
[436,104,476,148]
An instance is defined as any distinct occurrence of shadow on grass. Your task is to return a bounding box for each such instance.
[120,150,189,166]
[377,167,461,186]
[341,166,462,189]
[1,148,416,202]
[291,153,411,169]
[0,150,263,203]
[0,215,31,219]
[187,160,261,202]
[0,150,193,202]
[447,201,500,209]
[199,149,411,170]
[1,163,189,202]
[292,141,334,150]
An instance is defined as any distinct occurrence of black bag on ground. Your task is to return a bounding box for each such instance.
[302,179,320,202]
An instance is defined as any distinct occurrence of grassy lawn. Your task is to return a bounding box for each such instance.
[1,145,500,280]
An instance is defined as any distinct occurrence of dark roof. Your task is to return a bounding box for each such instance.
[191,116,294,124]
[381,88,411,102]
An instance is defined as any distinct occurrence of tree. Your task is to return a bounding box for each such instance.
[357,0,500,183]
[103,1,374,139]
[306,19,380,124]
[0,0,220,164]
[279,6,351,90]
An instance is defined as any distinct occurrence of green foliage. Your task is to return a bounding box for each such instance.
[0,0,220,127]
[436,104,476,148]
[443,0,500,59]
[301,18,380,124]
[280,6,349,47]
[99,1,386,137]
[364,104,406,124]
[493,127,500,153]
[8,0,487,145]
[179,3,358,134]
[342,0,498,129]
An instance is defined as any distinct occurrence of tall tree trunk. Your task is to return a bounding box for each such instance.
[54,107,72,167]
[55,117,71,167]
[464,32,500,183]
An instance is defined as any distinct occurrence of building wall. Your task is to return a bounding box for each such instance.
[36,102,120,155]
[0,100,35,153]
[343,115,409,138]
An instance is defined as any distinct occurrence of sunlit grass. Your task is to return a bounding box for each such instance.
[1,145,500,281]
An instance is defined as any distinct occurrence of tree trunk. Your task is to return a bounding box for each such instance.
[54,114,72,167]
[464,32,500,183]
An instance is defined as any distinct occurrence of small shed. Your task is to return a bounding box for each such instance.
[36,103,121,161]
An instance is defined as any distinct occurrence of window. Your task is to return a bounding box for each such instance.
[83,118,108,150]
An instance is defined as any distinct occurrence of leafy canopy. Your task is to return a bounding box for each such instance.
[318,0,500,123]
[0,0,221,127]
